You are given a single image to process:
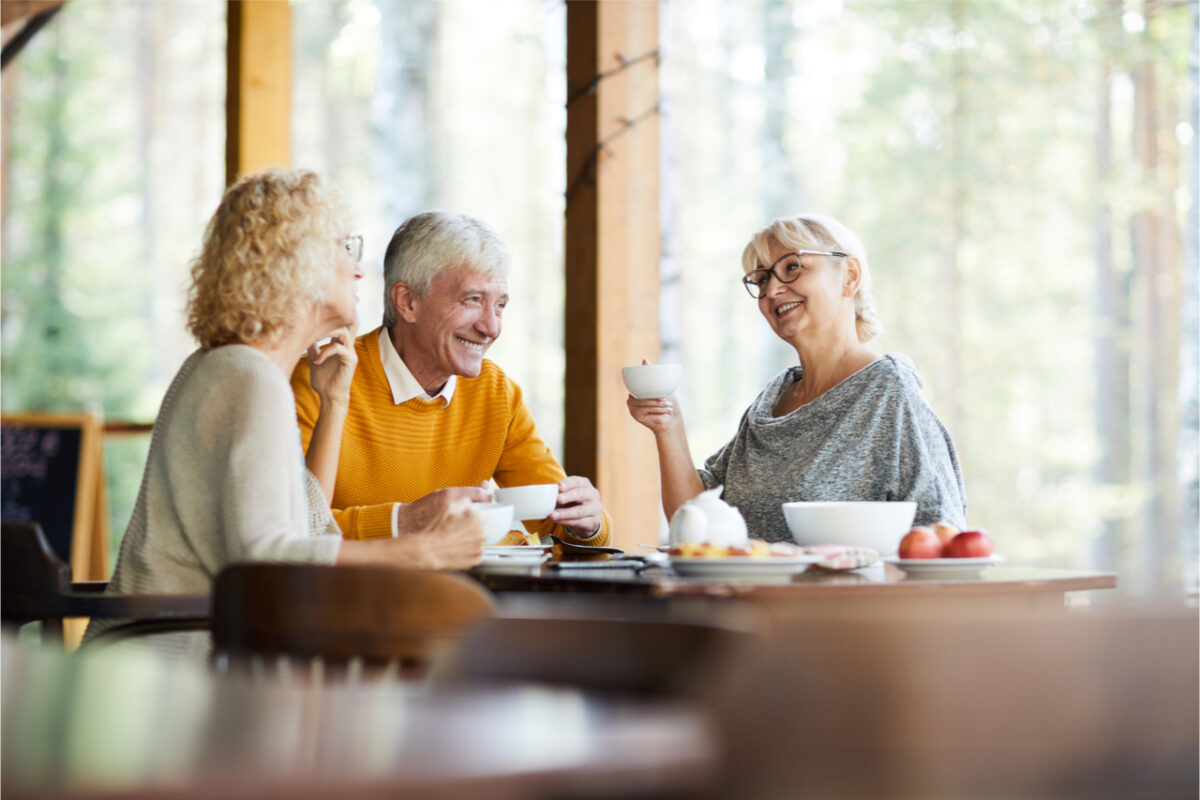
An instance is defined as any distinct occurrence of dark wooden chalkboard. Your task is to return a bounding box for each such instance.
[1,412,106,580]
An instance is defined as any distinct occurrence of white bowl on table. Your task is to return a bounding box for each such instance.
[781,501,917,556]
[493,484,558,521]
[621,364,682,399]
[472,502,516,544]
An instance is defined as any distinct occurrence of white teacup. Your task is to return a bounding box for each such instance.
[472,502,516,544]
[621,364,682,399]
[493,484,558,521]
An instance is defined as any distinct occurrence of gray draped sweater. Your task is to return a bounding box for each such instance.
[698,353,967,542]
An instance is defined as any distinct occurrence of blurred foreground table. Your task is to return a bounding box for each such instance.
[1,635,718,800]
[703,603,1199,800]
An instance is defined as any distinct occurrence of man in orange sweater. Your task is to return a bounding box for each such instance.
[291,211,612,546]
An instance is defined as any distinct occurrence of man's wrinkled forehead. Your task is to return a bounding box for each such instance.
[437,264,508,296]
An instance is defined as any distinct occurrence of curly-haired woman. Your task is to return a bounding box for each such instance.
[85,169,485,658]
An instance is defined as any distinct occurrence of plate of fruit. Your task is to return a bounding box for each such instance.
[884,523,1004,579]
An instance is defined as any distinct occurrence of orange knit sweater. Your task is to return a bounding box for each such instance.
[291,328,612,545]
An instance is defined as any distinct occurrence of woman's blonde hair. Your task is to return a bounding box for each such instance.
[187,168,346,350]
[741,214,883,343]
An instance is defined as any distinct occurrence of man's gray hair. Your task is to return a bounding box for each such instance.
[382,210,512,327]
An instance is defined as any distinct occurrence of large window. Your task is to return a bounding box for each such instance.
[291,0,568,456]
[661,0,1198,596]
[1,0,226,559]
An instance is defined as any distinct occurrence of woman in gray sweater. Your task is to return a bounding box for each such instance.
[628,214,966,542]
[86,169,485,656]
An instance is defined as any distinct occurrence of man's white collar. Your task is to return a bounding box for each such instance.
[378,327,456,406]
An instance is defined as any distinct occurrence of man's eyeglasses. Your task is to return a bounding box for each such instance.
[341,234,364,263]
[741,250,847,299]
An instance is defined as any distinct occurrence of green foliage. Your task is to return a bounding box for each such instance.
[2,12,147,416]
[2,0,224,544]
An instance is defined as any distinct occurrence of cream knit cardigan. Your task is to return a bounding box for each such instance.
[84,345,341,659]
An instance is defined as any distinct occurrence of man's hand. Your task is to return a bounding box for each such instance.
[549,475,603,537]
[402,495,487,570]
[396,484,490,535]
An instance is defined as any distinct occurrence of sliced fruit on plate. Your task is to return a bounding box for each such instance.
[799,544,880,570]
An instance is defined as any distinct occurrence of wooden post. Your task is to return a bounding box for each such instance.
[225,0,291,185]
[564,2,660,549]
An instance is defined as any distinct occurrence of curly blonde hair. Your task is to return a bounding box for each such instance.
[741,214,883,343]
[187,168,347,350]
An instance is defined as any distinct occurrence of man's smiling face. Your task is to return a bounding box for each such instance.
[406,265,508,389]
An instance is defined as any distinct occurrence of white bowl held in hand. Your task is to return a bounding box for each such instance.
[782,501,917,556]
[493,484,559,521]
[473,502,516,544]
[621,364,682,399]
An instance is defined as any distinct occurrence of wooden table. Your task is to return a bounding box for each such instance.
[473,560,1118,616]
[1,635,719,800]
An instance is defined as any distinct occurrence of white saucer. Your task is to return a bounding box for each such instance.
[884,554,1005,579]
[484,544,553,554]
[473,552,551,574]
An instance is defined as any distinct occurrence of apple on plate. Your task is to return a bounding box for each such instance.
[930,521,959,547]
[898,527,943,559]
[944,529,994,558]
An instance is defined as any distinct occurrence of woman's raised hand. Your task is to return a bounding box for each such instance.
[627,395,683,437]
[626,357,684,437]
[307,326,357,406]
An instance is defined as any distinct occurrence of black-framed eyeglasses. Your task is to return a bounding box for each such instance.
[341,234,364,263]
[741,250,847,298]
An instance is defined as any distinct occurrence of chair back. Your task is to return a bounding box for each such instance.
[211,563,496,678]
[1,521,72,639]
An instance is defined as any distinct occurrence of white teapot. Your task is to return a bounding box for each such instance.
[668,487,749,548]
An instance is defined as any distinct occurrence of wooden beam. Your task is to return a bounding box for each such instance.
[225,0,290,185]
[564,2,661,549]
[0,0,65,30]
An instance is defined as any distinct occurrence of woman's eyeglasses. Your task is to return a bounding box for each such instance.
[341,235,364,263]
[741,250,846,299]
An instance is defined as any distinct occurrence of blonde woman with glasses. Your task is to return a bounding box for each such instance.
[85,169,485,660]
[628,214,966,542]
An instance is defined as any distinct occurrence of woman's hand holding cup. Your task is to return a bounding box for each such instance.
[624,359,684,438]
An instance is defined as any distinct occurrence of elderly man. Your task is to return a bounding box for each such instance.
[291,210,612,545]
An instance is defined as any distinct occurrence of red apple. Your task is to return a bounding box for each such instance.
[944,529,994,558]
[930,521,959,547]
[898,527,943,559]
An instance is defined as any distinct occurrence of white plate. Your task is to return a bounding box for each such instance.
[884,554,1005,579]
[668,555,824,579]
[473,552,551,573]
[483,544,553,554]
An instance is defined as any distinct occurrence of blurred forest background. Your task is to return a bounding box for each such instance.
[1,0,1195,598]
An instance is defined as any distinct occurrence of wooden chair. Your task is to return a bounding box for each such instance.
[437,613,762,698]
[1,521,210,646]
[210,563,497,681]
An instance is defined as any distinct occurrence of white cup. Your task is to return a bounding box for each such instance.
[621,364,682,399]
[472,502,516,544]
[493,484,559,521]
